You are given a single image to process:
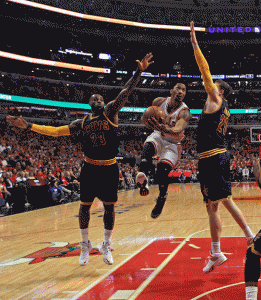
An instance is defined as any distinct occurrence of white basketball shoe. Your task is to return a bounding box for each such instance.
[79,240,92,266]
[99,241,113,265]
[136,172,149,196]
[203,251,227,273]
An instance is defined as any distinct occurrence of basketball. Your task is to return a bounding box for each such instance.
[142,106,165,129]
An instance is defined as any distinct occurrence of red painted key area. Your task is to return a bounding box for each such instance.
[78,237,260,300]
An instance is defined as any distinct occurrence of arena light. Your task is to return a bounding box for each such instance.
[59,49,93,57]
[0,50,110,73]
[8,0,206,32]
[98,53,111,60]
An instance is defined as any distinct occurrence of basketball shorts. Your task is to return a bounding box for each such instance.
[145,131,182,169]
[198,151,232,203]
[250,229,261,256]
[80,162,119,204]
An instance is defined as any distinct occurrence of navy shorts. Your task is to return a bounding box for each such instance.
[198,151,232,203]
[80,162,119,204]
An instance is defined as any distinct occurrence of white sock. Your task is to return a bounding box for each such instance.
[246,286,258,300]
[80,228,89,243]
[243,226,254,239]
[211,242,221,255]
[104,229,113,244]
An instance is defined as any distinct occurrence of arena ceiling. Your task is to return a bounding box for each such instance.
[1,0,261,77]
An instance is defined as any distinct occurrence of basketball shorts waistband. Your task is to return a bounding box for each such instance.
[198,148,227,159]
[84,156,116,166]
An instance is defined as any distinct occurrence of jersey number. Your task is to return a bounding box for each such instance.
[90,132,106,146]
[217,114,229,135]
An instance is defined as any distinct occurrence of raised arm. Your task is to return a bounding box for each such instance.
[105,53,154,117]
[6,115,83,137]
[190,21,220,104]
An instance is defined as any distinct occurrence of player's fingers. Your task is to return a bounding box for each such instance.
[147,119,155,127]
[148,118,157,127]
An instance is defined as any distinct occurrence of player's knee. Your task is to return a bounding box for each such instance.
[245,247,261,283]
[206,200,219,214]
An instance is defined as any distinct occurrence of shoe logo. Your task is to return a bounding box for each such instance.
[0,242,101,267]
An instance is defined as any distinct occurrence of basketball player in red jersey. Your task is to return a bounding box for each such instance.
[136,82,192,218]
[7,52,154,266]
[190,21,254,273]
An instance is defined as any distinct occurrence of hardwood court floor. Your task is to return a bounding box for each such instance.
[0,182,260,300]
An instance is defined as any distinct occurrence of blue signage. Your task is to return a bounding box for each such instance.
[208,27,260,33]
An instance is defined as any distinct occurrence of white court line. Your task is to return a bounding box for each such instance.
[189,244,201,249]
[128,233,198,300]
[190,279,261,300]
[128,227,251,300]
[72,228,259,300]
[71,239,155,300]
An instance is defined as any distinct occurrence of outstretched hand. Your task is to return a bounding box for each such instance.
[6,115,28,129]
[136,52,154,72]
[190,21,199,50]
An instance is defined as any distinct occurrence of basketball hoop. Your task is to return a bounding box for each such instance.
[250,127,261,143]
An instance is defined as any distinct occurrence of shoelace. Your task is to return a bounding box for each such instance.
[103,244,110,254]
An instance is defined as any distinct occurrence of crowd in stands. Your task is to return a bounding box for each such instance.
[0,125,260,216]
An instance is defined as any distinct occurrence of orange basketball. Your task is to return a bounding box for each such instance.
[142,106,165,129]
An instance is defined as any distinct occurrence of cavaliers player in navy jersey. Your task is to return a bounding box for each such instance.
[7,52,154,266]
[190,21,254,273]
[243,162,261,300]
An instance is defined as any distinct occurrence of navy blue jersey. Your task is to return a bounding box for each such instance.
[197,98,230,158]
[79,112,119,160]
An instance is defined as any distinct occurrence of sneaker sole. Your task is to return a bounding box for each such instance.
[151,212,161,219]
[137,180,149,196]
[103,258,113,265]
[99,248,113,265]
[203,256,227,274]
[79,259,90,266]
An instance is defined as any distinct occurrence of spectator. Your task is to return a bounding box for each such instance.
[242,166,250,182]
[0,176,11,207]
[48,178,65,203]
[55,171,72,196]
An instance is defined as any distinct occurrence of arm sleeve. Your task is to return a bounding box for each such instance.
[31,124,70,137]
[194,49,216,94]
